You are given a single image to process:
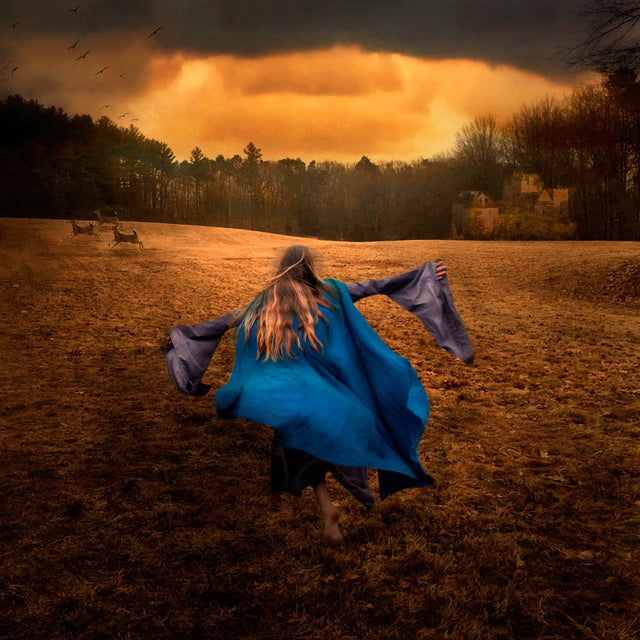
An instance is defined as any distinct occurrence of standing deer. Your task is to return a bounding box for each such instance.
[70,220,100,241]
[111,225,144,250]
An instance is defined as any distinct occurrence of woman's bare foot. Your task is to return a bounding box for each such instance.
[314,480,344,547]
[324,506,344,547]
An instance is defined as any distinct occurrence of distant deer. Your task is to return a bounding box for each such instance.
[70,219,100,241]
[111,224,144,250]
[94,209,120,225]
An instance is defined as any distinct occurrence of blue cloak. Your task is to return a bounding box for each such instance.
[166,260,474,500]
[214,279,434,500]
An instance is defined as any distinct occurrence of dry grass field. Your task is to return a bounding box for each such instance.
[0,218,639,640]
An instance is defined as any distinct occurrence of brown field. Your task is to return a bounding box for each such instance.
[0,218,639,640]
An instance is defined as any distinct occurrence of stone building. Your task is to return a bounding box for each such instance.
[503,173,570,218]
[503,173,545,210]
[452,174,572,238]
[534,188,570,218]
[452,191,500,236]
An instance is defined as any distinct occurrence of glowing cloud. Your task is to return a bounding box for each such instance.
[131,47,583,161]
[4,38,587,163]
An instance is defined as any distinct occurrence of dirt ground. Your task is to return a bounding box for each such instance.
[0,218,638,640]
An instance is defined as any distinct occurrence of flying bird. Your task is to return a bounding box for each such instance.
[147,26,162,39]
[100,105,111,109]
[95,66,110,75]
[118,112,130,119]
[69,5,80,12]
[119,72,128,77]
[67,39,79,49]
[76,49,91,60]
[10,21,19,28]
[11,66,19,73]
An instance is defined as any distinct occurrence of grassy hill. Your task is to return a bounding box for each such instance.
[1,218,638,639]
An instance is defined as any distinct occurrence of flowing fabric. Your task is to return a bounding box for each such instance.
[165,261,473,399]
[269,435,375,508]
[214,279,434,500]
[166,260,474,502]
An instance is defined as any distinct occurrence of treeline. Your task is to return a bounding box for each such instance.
[2,72,640,240]
[0,94,457,240]
[457,69,640,240]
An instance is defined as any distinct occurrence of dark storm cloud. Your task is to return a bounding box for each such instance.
[2,0,582,76]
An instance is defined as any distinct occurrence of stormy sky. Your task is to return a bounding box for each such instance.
[1,0,592,162]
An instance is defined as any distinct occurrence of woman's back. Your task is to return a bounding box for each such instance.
[216,276,432,495]
[240,245,336,362]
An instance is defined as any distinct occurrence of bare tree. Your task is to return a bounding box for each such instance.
[454,114,509,200]
[505,97,575,187]
[565,0,640,71]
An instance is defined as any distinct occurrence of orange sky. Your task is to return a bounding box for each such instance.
[4,33,592,163]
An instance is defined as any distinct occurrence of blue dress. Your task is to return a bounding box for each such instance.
[214,279,434,501]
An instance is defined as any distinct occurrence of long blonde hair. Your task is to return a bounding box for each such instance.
[241,245,336,361]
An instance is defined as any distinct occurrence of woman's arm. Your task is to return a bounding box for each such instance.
[342,260,473,365]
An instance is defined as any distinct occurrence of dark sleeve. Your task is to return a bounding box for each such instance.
[165,307,244,396]
[344,260,474,364]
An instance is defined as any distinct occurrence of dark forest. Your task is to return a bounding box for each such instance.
[2,69,640,240]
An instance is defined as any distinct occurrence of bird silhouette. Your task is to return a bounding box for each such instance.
[101,105,111,109]
[10,21,19,29]
[67,39,79,49]
[132,118,139,122]
[147,26,162,39]
[69,5,80,12]
[11,66,18,73]
[76,49,91,60]
[119,72,128,77]
[95,66,109,75]
[118,112,130,119]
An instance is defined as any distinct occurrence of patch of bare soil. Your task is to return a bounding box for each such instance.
[0,220,639,640]
[546,254,640,307]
